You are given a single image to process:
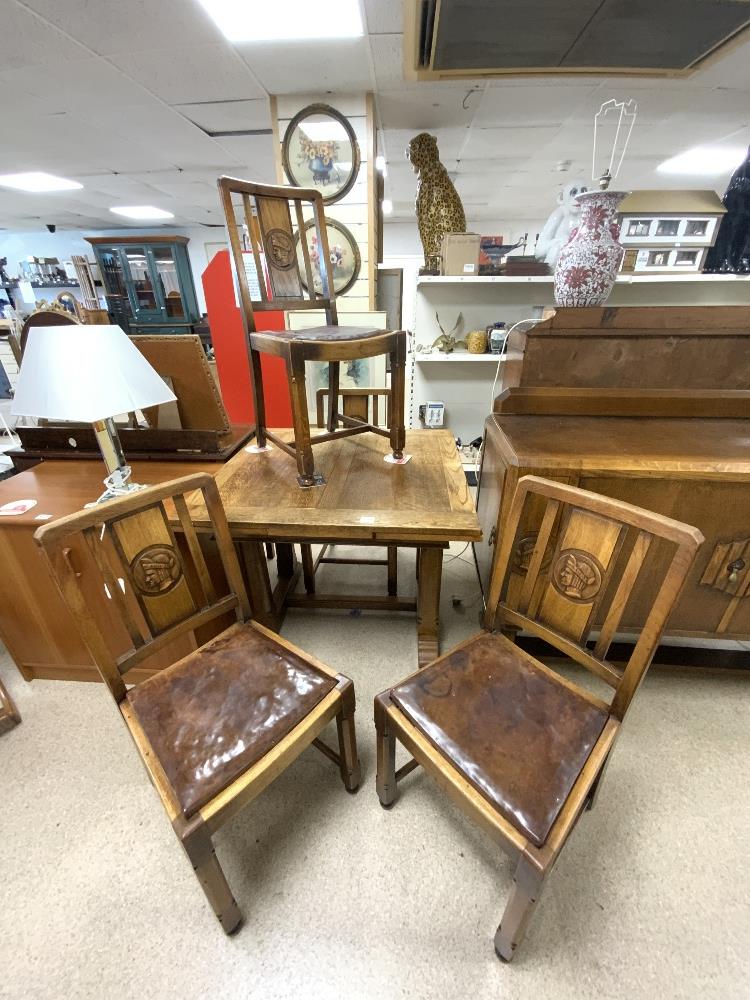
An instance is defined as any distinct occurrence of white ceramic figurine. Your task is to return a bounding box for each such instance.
[535,178,589,267]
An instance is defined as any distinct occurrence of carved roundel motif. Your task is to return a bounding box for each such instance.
[131,544,183,596]
[551,549,604,603]
[265,228,296,270]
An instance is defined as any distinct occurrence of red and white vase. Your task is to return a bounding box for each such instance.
[554,190,627,307]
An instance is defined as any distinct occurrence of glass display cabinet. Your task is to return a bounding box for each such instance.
[86,236,201,334]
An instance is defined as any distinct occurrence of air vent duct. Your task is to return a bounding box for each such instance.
[406,0,750,79]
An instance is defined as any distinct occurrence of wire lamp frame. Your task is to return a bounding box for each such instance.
[592,99,638,190]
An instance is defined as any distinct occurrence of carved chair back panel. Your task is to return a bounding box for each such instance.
[218,175,337,331]
[488,476,704,720]
[34,474,252,703]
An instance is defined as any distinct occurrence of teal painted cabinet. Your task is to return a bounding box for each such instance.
[86,235,200,334]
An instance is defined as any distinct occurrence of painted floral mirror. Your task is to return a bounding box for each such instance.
[282,103,360,204]
[296,218,361,297]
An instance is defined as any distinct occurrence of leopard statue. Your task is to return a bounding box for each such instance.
[407,132,466,274]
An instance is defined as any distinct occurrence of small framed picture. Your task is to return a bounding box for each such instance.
[656,219,679,237]
[627,219,652,237]
[674,250,698,266]
[296,218,361,297]
[685,219,708,237]
[282,103,361,205]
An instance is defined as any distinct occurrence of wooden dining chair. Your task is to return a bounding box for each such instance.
[0,674,21,735]
[218,175,406,487]
[375,475,703,961]
[20,306,78,356]
[34,473,361,932]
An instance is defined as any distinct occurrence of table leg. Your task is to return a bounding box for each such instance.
[237,541,279,631]
[276,543,295,579]
[300,543,316,594]
[416,546,443,668]
[387,546,398,596]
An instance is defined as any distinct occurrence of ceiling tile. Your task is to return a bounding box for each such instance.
[2,58,155,112]
[370,34,406,91]
[175,99,271,133]
[21,0,224,55]
[364,0,403,34]
[378,89,477,129]
[474,83,598,127]
[0,2,91,68]
[110,44,266,104]
[237,38,373,94]
[463,126,562,159]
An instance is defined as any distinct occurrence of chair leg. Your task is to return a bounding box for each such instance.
[327,361,340,432]
[336,679,362,793]
[494,857,544,962]
[249,345,267,448]
[586,751,612,811]
[374,694,398,807]
[288,354,317,487]
[389,333,407,460]
[177,817,242,935]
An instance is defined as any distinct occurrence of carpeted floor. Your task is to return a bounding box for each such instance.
[1,543,748,1000]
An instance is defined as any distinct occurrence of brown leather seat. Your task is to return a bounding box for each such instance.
[128,622,336,818]
[252,325,385,342]
[389,632,608,847]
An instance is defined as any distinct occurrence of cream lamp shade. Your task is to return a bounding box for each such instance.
[11,325,176,421]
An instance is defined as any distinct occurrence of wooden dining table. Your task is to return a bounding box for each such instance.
[0,430,480,682]
[187,428,481,667]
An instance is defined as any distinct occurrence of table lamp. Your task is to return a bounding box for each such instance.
[12,325,176,503]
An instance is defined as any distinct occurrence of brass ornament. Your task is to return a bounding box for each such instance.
[466,330,488,354]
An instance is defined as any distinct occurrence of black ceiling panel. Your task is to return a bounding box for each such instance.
[430,0,750,72]
[563,0,750,68]
[432,0,602,70]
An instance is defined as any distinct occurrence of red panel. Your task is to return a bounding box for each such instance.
[202,250,292,426]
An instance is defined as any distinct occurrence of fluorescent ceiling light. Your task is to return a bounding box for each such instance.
[300,122,349,142]
[110,206,175,220]
[657,145,746,175]
[382,199,393,216]
[197,0,363,41]
[0,171,82,192]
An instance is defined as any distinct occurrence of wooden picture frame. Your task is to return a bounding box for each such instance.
[131,335,230,433]
[296,218,361,297]
[282,103,361,205]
